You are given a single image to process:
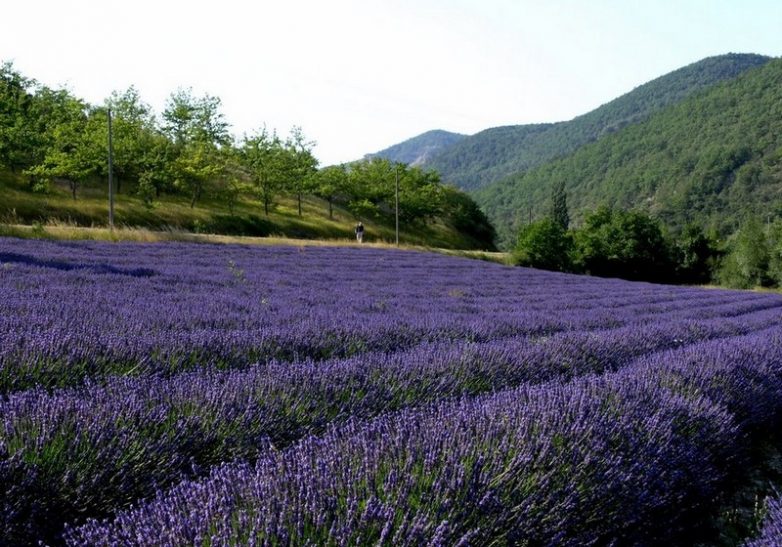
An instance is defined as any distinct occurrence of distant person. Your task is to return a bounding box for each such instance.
[355,222,364,243]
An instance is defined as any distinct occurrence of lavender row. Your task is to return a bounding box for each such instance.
[5,317,772,544]
[746,496,782,546]
[69,326,782,547]
[4,239,781,393]
[6,316,782,535]
[66,324,782,546]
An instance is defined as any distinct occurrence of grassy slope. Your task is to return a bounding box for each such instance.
[0,170,491,250]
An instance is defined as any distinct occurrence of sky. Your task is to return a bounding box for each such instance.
[1,0,781,166]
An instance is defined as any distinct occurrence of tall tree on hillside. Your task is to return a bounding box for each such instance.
[25,99,105,198]
[161,88,196,147]
[284,126,318,216]
[240,128,286,216]
[397,166,444,224]
[717,216,771,288]
[0,61,36,172]
[172,139,223,208]
[345,157,398,218]
[137,132,177,205]
[104,86,157,193]
[313,164,349,219]
[549,180,569,230]
[162,88,231,148]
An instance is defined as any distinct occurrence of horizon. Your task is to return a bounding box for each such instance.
[2,0,781,166]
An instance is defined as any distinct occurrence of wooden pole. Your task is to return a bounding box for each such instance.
[108,108,115,230]
[395,165,399,246]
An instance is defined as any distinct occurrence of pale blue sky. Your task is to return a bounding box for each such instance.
[1,0,780,165]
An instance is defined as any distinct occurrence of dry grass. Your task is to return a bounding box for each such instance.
[0,221,509,264]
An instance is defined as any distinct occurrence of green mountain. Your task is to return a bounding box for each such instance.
[423,53,771,191]
[475,56,782,247]
[368,129,467,165]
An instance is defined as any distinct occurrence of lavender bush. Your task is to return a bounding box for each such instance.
[747,495,782,546]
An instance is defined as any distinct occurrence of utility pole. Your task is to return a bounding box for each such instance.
[395,164,399,247]
[107,108,115,230]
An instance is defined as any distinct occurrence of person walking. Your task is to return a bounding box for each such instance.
[355,222,364,243]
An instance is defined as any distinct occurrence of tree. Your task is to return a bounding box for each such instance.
[136,132,177,204]
[104,86,157,193]
[162,88,231,148]
[512,217,573,272]
[716,216,770,288]
[25,99,104,198]
[549,180,569,230]
[672,223,717,284]
[283,126,318,216]
[397,166,444,224]
[240,128,286,216]
[313,164,349,219]
[441,186,496,250]
[573,206,673,281]
[172,140,222,208]
[0,62,37,172]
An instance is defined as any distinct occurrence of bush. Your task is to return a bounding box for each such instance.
[512,217,573,272]
[573,206,674,282]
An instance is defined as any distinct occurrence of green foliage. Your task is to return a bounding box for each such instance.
[105,87,158,193]
[572,207,673,282]
[549,180,569,230]
[239,128,287,216]
[283,126,319,216]
[172,141,223,208]
[312,164,349,219]
[440,187,496,250]
[671,223,718,284]
[478,57,782,248]
[767,220,782,286]
[162,88,231,148]
[25,100,105,199]
[0,62,37,172]
[428,54,770,191]
[717,217,771,289]
[512,218,573,272]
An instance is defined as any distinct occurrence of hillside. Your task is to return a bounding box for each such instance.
[476,57,782,247]
[422,53,770,191]
[0,170,495,250]
[367,129,467,165]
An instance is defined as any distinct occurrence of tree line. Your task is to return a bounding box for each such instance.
[0,62,495,247]
[513,180,782,289]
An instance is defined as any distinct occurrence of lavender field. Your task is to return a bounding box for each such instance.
[2,237,782,545]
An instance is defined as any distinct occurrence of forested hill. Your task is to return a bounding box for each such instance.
[423,53,770,191]
[476,56,782,247]
[367,129,466,165]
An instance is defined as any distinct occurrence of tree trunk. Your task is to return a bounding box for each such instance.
[297,193,302,216]
[328,197,333,220]
[71,182,77,200]
[264,196,270,216]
